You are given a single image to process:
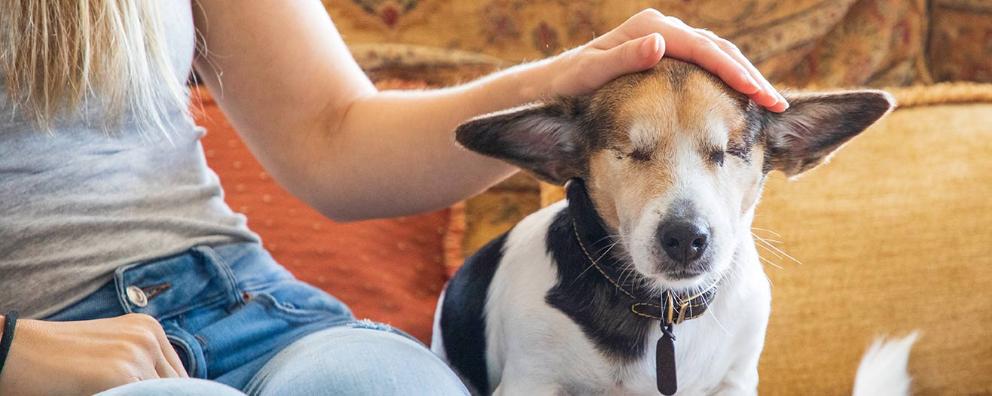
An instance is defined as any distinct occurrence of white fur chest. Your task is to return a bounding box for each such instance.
[483,203,771,395]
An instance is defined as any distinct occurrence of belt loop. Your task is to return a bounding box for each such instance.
[192,246,244,310]
[113,263,138,314]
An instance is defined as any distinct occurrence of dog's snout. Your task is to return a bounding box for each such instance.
[658,220,709,264]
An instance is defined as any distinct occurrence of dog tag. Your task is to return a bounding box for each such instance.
[657,323,677,395]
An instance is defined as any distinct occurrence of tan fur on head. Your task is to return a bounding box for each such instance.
[582,60,759,232]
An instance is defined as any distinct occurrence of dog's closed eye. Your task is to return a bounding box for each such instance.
[612,147,652,162]
[708,150,725,166]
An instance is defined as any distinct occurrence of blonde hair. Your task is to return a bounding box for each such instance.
[1,0,188,134]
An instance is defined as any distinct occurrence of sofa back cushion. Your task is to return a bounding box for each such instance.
[752,85,992,394]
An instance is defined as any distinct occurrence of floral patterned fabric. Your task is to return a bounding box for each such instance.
[929,0,992,82]
[327,0,950,87]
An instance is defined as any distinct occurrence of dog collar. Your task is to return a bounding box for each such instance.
[571,218,718,324]
[566,179,718,395]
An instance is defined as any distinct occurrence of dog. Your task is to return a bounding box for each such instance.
[432,58,897,395]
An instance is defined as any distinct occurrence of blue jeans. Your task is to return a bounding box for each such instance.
[45,243,468,395]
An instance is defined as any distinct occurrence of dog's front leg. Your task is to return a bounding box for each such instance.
[493,382,562,396]
[492,367,563,396]
[711,330,764,395]
[711,365,758,396]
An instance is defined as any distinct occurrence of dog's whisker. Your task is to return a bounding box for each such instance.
[569,240,622,287]
[589,234,621,247]
[758,240,801,266]
[758,255,784,270]
[751,232,801,265]
[700,271,733,336]
[754,242,783,260]
[750,227,783,238]
[706,303,731,336]
[569,262,598,287]
[590,240,620,258]
[754,243,782,259]
[617,262,636,288]
[752,234,785,260]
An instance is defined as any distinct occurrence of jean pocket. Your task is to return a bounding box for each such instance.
[193,280,354,378]
[166,327,208,379]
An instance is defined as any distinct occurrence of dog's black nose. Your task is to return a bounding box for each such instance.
[658,220,709,264]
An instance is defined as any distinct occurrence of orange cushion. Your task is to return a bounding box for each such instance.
[193,81,445,343]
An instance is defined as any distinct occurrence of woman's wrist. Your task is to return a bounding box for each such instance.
[500,49,581,103]
[453,51,572,116]
[462,40,647,110]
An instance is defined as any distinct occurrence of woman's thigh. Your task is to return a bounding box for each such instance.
[244,323,469,396]
[97,379,246,396]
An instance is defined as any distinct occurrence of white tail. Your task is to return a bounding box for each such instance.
[853,332,920,396]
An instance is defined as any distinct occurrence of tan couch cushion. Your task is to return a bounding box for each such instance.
[753,84,992,394]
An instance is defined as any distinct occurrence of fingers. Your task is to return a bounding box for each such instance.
[592,8,667,48]
[602,9,788,112]
[122,313,186,379]
[694,29,788,111]
[588,33,665,84]
[652,17,762,94]
[149,321,188,378]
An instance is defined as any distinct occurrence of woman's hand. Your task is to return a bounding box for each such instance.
[549,9,787,111]
[0,314,187,396]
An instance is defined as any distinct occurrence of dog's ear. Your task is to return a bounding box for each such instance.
[455,98,589,185]
[763,90,895,177]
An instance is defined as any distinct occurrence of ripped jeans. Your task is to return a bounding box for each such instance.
[45,243,468,396]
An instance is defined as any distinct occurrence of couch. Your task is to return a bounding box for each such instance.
[196,0,992,393]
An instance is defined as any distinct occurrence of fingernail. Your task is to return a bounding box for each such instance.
[642,34,661,58]
[777,92,789,109]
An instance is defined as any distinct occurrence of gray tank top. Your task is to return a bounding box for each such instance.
[0,0,260,318]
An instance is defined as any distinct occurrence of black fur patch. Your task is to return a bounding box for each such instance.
[544,180,661,362]
[441,232,509,394]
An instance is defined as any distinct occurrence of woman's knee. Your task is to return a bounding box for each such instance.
[248,325,469,396]
[96,378,245,396]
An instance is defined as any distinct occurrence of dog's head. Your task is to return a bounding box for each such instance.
[456,59,893,291]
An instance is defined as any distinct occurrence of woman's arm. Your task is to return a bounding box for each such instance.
[192,1,785,221]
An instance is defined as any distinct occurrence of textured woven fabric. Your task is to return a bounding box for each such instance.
[328,0,936,87]
[928,0,992,82]
[753,91,992,395]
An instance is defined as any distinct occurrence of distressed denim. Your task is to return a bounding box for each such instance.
[46,243,468,395]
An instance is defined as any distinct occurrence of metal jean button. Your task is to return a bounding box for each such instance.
[126,285,149,307]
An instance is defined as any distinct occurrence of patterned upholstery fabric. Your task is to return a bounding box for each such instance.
[326,0,939,87]
[928,0,992,82]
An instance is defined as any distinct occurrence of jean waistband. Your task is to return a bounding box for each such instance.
[49,243,294,322]
[116,243,295,320]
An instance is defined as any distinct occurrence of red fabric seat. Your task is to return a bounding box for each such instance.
[193,84,446,343]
